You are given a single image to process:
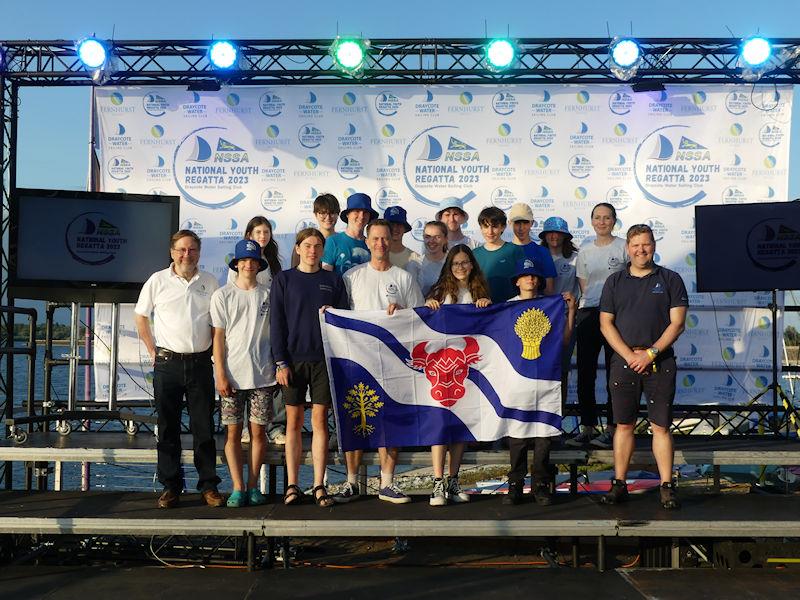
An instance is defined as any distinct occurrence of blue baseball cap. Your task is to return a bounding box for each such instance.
[383,205,412,233]
[538,216,573,241]
[229,239,268,272]
[340,192,379,224]
[512,258,547,290]
[435,196,469,222]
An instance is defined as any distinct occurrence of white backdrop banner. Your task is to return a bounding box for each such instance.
[92,84,793,404]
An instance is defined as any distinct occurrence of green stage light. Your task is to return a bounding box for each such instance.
[485,39,516,71]
[331,37,369,76]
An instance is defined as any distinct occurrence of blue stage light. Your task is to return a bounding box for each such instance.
[77,38,108,70]
[610,38,641,68]
[741,37,772,67]
[485,39,516,71]
[209,41,238,69]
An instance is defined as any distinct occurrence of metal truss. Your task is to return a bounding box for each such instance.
[0,38,799,86]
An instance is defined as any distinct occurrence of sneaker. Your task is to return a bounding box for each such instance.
[270,431,287,445]
[502,481,524,505]
[660,481,681,510]
[429,478,447,506]
[532,483,554,506]
[226,490,248,508]
[446,475,469,503]
[240,428,251,444]
[590,431,614,449]
[247,488,268,506]
[333,481,360,504]
[601,478,629,505]
[565,428,595,447]
[379,483,412,504]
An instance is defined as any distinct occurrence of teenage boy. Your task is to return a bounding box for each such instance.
[473,206,526,303]
[292,193,340,268]
[504,260,577,505]
[436,197,475,248]
[385,205,421,275]
[508,202,557,294]
[210,239,276,508]
[322,192,378,275]
[337,219,425,504]
[271,228,350,507]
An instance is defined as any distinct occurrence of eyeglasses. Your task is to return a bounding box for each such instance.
[171,247,199,255]
[452,260,472,269]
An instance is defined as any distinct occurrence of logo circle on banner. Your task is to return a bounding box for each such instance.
[633,124,718,208]
[402,125,484,208]
[172,126,249,210]
[65,211,124,266]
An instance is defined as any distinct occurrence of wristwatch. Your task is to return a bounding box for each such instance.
[646,347,660,360]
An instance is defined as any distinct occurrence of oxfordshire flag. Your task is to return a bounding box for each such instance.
[320,297,565,452]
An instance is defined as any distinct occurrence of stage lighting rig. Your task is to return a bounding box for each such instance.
[485,38,516,71]
[609,37,642,81]
[208,41,239,70]
[330,37,369,77]
[739,36,773,81]
[76,37,116,84]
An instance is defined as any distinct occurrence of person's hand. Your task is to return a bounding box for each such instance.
[475,298,491,308]
[319,305,331,314]
[387,303,403,315]
[425,299,441,310]
[562,292,576,313]
[627,349,653,374]
[276,365,292,387]
[215,373,233,398]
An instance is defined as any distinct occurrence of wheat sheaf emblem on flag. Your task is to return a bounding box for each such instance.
[343,382,384,437]
[514,308,552,360]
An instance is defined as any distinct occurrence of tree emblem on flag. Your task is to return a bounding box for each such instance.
[514,308,552,359]
[343,382,384,437]
[408,337,482,407]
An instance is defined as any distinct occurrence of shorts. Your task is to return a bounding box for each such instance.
[608,354,677,428]
[282,361,332,406]
[220,386,276,426]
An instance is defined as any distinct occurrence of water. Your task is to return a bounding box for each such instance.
[7,343,354,493]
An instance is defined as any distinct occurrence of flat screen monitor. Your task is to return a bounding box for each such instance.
[695,201,800,292]
[10,188,179,303]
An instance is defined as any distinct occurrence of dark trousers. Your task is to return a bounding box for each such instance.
[575,308,614,427]
[154,350,220,493]
[507,437,552,485]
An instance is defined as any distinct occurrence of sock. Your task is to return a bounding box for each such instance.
[347,472,357,485]
[380,471,393,489]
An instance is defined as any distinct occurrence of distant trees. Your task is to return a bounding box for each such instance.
[10,323,80,341]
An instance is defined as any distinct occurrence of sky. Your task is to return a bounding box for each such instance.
[2,0,800,318]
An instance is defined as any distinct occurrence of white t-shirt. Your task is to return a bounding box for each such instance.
[134,265,219,353]
[417,255,447,296]
[552,253,580,299]
[389,247,421,270]
[576,237,627,309]
[344,263,425,311]
[210,283,276,390]
[443,287,474,305]
[448,234,476,249]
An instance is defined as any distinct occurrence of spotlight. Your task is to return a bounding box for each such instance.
[609,37,643,81]
[485,39,516,71]
[76,37,109,70]
[739,36,774,82]
[76,37,115,84]
[741,37,772,67]
[330,37,369,76]
[208,41,239,69]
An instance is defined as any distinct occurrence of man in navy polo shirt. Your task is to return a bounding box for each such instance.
[598,223,688,509]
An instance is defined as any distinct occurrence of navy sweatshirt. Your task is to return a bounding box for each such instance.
[270,267,349,364]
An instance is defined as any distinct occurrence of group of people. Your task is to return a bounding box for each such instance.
[134,191,688,512]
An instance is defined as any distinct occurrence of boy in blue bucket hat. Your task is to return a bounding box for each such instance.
[385,205,422,276]
[435,196,475,249]
[322,193,378,275]
[210,239,277,508]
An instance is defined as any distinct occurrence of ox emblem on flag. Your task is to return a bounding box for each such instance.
[514,308,552,360]
[343,382,384,437]
[407,337,482,407]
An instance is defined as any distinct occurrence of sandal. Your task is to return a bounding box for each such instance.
[283,484,304,506]
[312,484,335,508]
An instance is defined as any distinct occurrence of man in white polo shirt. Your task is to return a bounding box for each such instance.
[134,230,223,509]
